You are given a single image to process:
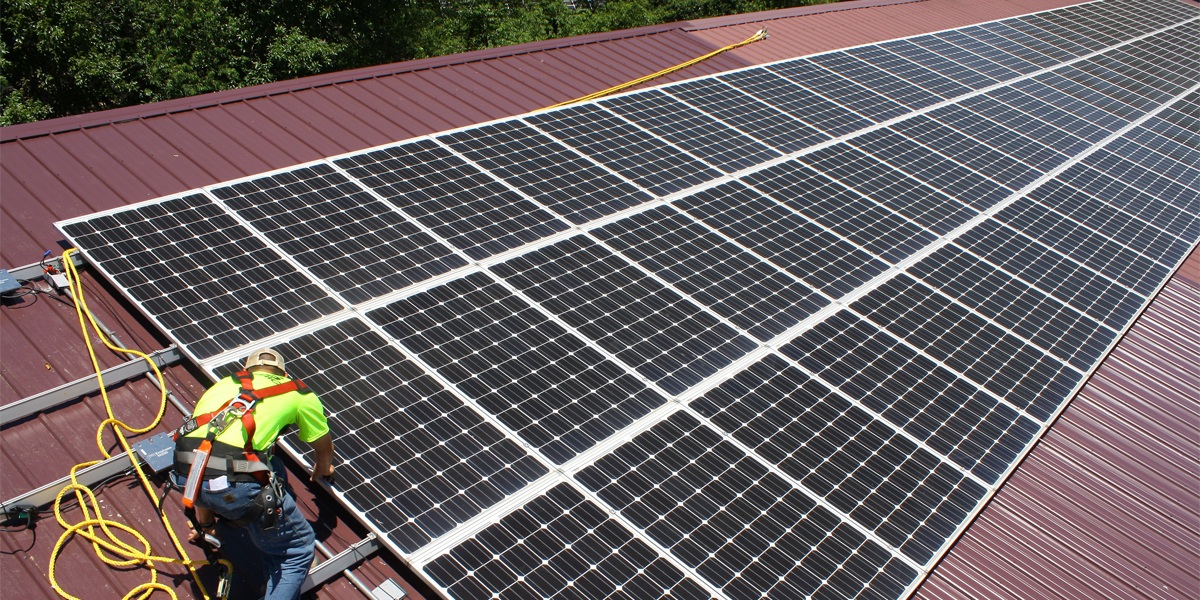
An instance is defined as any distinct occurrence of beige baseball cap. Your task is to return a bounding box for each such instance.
[245,348,284,371]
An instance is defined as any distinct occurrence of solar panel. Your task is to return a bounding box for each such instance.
[56,0,1200,597]
[675,181,890,297]
[490,235,758,396]
[591,205,830,342]
[718,67,873,136]
[211,317,549,552]
[211,164,468,305]
[333,139,570,260]
[367,271,669,464]
[664,78,832,154]
[689,354,988,565]
[59,193,344,360]
[799,144,979,235]
[524,104,721,196]
[575,411,919,599]
[424,482,713,599]
[438,119,655,225]
[770,58,912,122]
[599,89,781,173]
[742,161,939,263]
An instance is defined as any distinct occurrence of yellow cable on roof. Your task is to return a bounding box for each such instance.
[47,248,218,600]
[544,27,768,110]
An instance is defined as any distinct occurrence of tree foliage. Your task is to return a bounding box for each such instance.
[1,0,827,125]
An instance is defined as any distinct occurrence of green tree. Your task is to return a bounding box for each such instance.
[1,0,829,126]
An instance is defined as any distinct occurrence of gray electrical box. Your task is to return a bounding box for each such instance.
[132,432,177,473]
[0,269,20,295]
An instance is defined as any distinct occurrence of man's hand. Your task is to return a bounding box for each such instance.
[310,433,336,483]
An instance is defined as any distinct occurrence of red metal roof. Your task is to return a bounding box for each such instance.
[914,248,1200,600]
[2,0,1196,598]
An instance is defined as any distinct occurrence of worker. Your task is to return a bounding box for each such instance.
[172,348,335,600]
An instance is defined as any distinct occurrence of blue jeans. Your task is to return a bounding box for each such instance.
[174,458,315,600]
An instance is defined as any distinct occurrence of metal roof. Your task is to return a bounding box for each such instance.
[914,248,1200,600]
[2,0,1195,598]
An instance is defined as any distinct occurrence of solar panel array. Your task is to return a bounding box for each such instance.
[59,0,1200,597]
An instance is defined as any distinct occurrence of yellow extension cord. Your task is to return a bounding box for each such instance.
[46,248,217,600]
[544,27,768,109]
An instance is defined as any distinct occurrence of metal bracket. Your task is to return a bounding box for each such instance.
[0,451,144,513]
[302,533,382,593]
[371,579,408,600]
[0,346,183,426]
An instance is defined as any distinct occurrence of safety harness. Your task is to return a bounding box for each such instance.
[174,371,311,529]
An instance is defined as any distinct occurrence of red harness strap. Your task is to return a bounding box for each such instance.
[189,371,311,444]
[179,371,310,507]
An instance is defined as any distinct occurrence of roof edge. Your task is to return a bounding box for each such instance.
[0,0,917,143]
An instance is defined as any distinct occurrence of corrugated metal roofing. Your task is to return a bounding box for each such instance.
[2,0,1197,598]
[915,249,1200,600]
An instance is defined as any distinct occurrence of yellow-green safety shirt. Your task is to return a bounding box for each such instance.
[187,371,329,452]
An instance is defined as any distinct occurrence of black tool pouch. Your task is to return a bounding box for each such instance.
[258,472,284,530]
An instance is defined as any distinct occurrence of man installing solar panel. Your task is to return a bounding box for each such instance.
[172,348,336,600]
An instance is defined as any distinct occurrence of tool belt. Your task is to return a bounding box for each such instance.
[173,437,284,529]
[174,437,272,483]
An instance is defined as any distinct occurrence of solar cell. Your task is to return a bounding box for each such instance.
[799,144,979,235]
[742,161,938,263]
[60,193,343,360]
[438,119,655,225]
[997,197,1172,297]
[935,30,1029,79]
[719,67,873,136]
[925,104,1067,175]
[1029,177,1192,268]
[1005,16,1094,57]
[979,21,1078,63]
[1034,70,1143,123]
[955,219,1146,330]
[888,114,1041,189]
[771,58,911,122]
[1083,144,1200,211]
[525,104,721,196]
[675,181,890,297]
[967,23,1063,68]
[880,38,998,91]
[1018,14,1107,52]
[849,128,1013,212]
[1009,78,1128,138]
[809,51,944,111]
[334,140,570,260]
[910,245,1116,372]
[958,92,1091,155]
[664,78,831,154]
[212,164,467,305]
[490,235,757,396]
[367,271,669,464]
[591,205,829,342]
[1036,10,1118,48]
[849,274,1081,421]
[575,411,919,599]
[779,310,1041,484]
[1057,158,1199,244]
[844,45,973,101]
[600,89,780,173]
[1053,65,1158,117]
[212,317,548,553]
[424,483,713,600]
[690,354,989,564]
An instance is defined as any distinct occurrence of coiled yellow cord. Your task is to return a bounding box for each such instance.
[47,248,216,600]
[544,27,768,109]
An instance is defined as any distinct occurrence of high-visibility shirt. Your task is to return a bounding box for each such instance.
[186,371,329,452]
